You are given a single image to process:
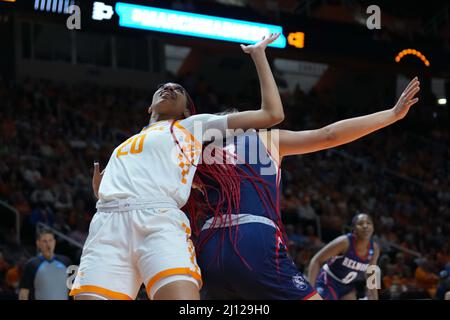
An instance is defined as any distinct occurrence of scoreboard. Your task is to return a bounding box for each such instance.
[5,0,445,71]
[13,0,290,48]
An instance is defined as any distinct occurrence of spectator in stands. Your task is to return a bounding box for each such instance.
[392,252,412,276]
[304,225,323,249]
[0,250,17,300]
[68,217,88,247]
[290,225,308,247]
[297,195,317,220]
[53,183,73,212]
[18,229,71,300]
[0,251,8,278]
[11,191,32,223]
[68,199,91,230]
[414,258,439,298]
[5,255,27,296]
[29,200,54,228]
[435,264,450,300]
[21,161,41,188]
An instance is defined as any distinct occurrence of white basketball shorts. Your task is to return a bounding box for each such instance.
[69,199,202,300]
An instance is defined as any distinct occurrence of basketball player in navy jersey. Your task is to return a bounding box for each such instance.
[196,77,419,300]
[197,130,321,299]
[308,213,380,300]
[91,78,419,300]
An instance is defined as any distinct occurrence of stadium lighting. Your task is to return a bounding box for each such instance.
[92,2,114,21]
[33,0,74,14]
[288,32,305,49]
[437,98,447,105]
[115,2,286,48]
[395,49,430,67]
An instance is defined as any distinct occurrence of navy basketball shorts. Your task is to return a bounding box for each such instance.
[315,269,355,300]
[197,222,317,300]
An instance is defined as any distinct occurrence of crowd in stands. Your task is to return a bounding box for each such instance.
[277,80,449,299]
[0,73,448,299]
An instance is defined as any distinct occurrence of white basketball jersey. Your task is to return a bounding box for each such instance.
[98,114,228,208]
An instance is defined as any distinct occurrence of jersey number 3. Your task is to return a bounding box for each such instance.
[116,134,147,158]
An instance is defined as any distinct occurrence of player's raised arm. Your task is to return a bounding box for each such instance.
[307,236,349,287]
[277,77,420,157]
[227,33,284,130]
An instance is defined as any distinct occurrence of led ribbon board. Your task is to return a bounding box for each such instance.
[115,2,286,48]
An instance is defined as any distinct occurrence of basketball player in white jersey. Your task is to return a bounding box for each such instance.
[89,76,420,301]
[70,33,285,300]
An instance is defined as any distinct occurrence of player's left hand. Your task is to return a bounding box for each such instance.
[392,77,420,120]
[92,162,104,199]
[240,32,280,56]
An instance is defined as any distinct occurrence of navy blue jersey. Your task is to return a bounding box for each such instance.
[315,234,374,299]
[204,131,280,220]
[325,233,374,284]
[198,131,318,300]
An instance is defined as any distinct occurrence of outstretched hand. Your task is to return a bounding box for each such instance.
[392,77,420,120]
[240,33,280,56]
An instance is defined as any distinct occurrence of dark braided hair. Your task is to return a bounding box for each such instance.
[166,84,285,269]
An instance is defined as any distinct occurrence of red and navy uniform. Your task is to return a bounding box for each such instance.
[315,233,374,299]
[197,131,317,300]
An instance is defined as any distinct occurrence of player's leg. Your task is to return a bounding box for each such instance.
[340,289,357,300]
[70,211,141,300]
[197,228,241,299]
[239,223,319,300]
[307,293,323,300]
[315,271,339,300]
[315,283,336,300]
[198,223,272,299]
[153,279,200,300]
[136,208,202,300]
[204,222,321,300]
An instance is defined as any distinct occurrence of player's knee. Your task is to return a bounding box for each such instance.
[307,293,323,300]
[152,279,200,300]
[74,293,108,300]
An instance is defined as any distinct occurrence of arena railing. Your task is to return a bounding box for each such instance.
[0,200,21,245]
[36,222,83,249]
[380,239,422,258]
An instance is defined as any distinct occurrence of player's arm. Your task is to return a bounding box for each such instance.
[308,235,349,287]
[365,242,380,300]
[277,77,420,157]
[92,162,104,199]
[227,33,284,130]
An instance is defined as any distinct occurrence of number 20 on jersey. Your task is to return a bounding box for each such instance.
[116,134,147,158]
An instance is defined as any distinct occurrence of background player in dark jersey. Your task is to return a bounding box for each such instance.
[196,77,419,300]
[308,213,380,300]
